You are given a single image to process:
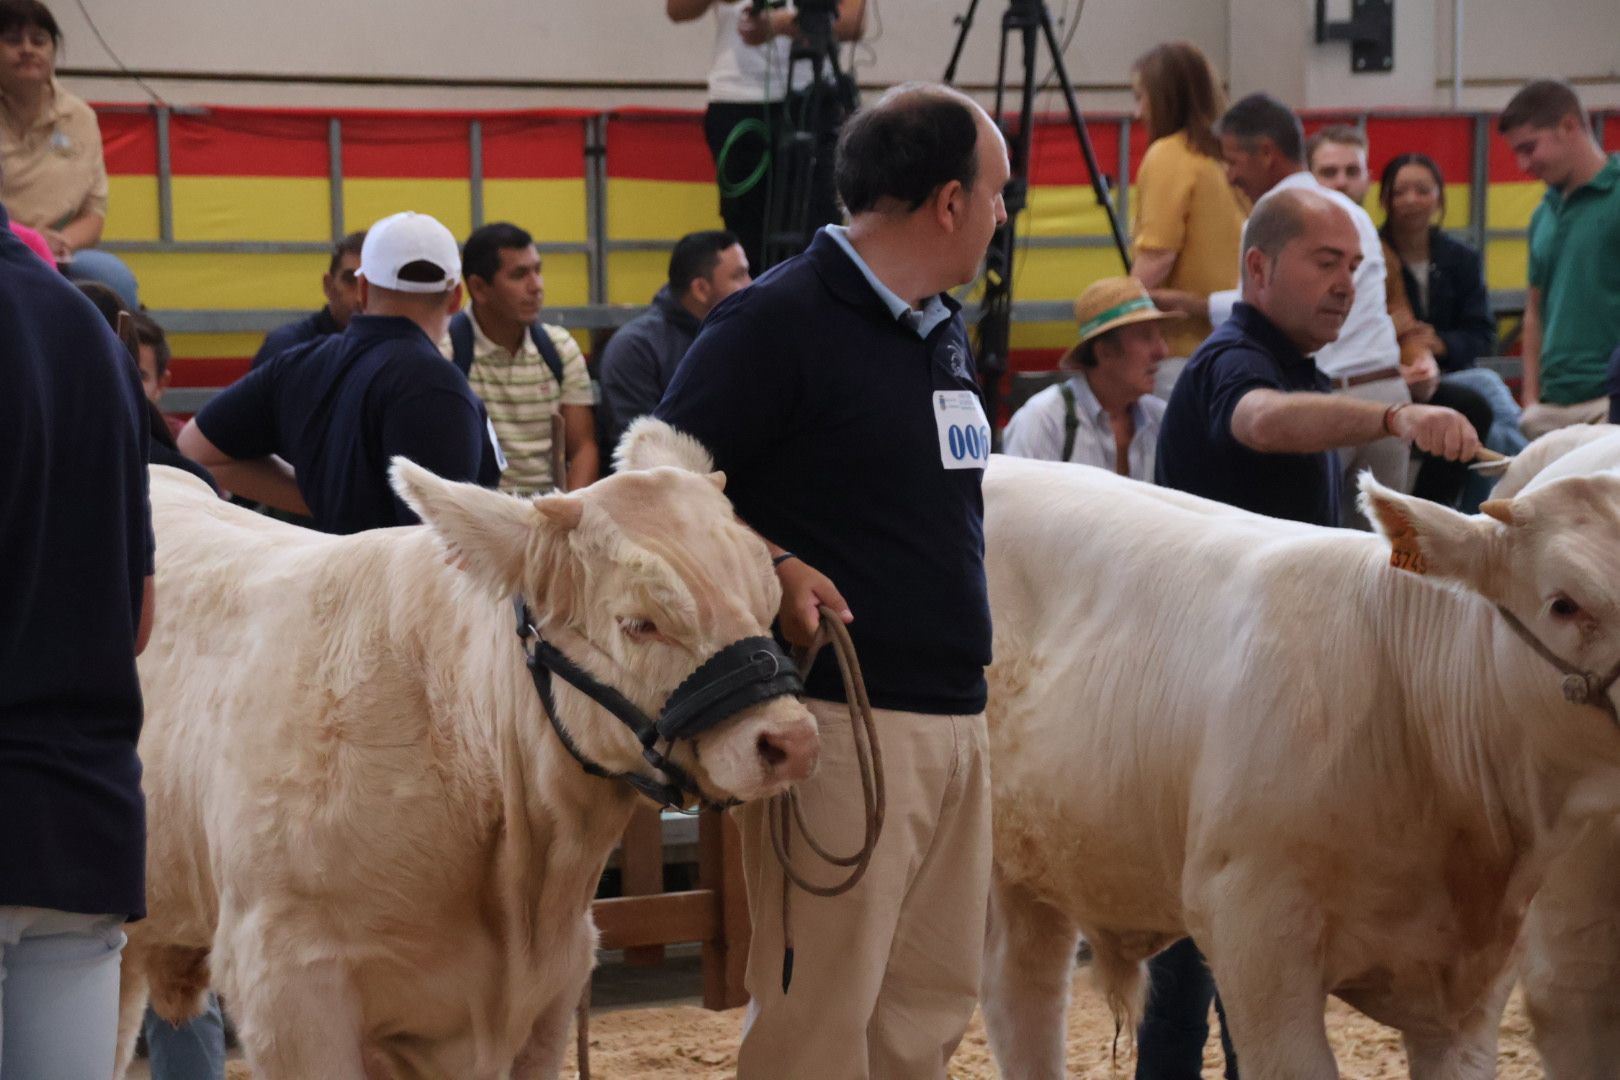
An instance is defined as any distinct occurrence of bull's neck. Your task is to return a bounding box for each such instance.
[1368,558,1620,896]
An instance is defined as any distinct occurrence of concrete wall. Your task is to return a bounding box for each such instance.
[57,0,1620,113]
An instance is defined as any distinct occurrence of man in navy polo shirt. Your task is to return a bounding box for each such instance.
[251,230,366,368]
[1141,186,1477,1080]
[0,205,154,1077]
[654,82,1008,1080]
[180,212,499,534]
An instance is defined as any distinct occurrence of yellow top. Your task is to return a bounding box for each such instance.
[0,79,109,231]
[1132,131,1248,357]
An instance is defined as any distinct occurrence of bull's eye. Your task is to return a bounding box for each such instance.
[619,617,659,641]
[1550,596,1581,619]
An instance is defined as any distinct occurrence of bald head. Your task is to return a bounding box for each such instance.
[1241,187,1361,354]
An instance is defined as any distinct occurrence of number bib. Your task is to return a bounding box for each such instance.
[934,390,991,470]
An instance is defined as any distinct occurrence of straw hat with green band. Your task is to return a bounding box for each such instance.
[1058,276,1183,369]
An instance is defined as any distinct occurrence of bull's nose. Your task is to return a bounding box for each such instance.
[757,723,818,783]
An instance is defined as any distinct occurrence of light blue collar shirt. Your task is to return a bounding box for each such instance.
[824,225,956,340]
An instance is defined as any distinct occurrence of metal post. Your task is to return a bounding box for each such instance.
[1451,0,1465,109]
[327,117,344,241]
[1470,113,1490,259]
[468,119,485,231]
[156,106,174,243]
[584,115,608,307]
[1115,116,1130,230]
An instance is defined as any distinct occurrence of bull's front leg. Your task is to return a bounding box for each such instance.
[1400,965,1513,1080]
[1192,873,1337,1080]
[509,980,586,1080]
[226,958,370,1079]
[981,869,1081,1080]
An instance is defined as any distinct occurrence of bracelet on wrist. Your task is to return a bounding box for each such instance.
[1382,401,1409,436]
[771,552,798,568]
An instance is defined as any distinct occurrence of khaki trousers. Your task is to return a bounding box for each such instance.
[1521,397,1609,441]
[735,701,991,1080]
[1332,374,1412,529]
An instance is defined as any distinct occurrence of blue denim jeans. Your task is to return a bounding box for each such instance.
[1443,367,1528,514]
[144,993,226,1080]
[0,906,126,1080]
[1136,937,1238,1080]
[62,248,140,309]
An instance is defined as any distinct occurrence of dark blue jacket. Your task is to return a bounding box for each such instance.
[1386,229,1496,373]
[0,208,153,917]
[598,286,701,455]
[252,306,342,369]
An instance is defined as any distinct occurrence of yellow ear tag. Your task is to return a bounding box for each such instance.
[1388,525,1427,575]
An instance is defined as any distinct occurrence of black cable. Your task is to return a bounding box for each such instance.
[69,0,168,107]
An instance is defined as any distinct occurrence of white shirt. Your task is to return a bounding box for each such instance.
[1208,171,1400,380]
[707,2,810,103]
[1001,374,1166,480]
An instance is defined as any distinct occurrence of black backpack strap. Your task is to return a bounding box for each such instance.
[1059,381,1080,463]
[448,310,474,376]
[531,320,567,388]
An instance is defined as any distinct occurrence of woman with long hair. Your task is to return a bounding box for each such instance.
[1379,152,1527,505]
[1129,41,1248,366]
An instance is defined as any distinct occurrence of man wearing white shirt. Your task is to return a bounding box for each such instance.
[1003,277,1175,479]
[1159,93,1407,526]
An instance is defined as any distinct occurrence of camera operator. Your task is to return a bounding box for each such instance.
[666,0,867,271]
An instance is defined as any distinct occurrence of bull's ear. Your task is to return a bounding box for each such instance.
[1359,473,1501,589]
[614,417,715,474]
[390,457,564,597]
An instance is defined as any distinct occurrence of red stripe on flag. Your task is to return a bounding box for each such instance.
[1025,115,1123,188]
[1366,116,1473,184]
[98,110,156,175]
[606,114,715,183]
[1604,111,1620,154]
[170,112,328,178]
[168,356,250,389]
[483,117,588,180]
[342,116,470,179]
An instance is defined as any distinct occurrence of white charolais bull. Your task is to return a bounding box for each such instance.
[978,455,1620,1080]
[1483,423,1620,1079]
[115,422,818,1079]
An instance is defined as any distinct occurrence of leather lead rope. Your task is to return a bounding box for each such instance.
[1495,604,1620,727]
[771,605,887,993]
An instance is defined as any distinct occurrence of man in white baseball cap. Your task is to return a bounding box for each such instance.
[180,210,502,533]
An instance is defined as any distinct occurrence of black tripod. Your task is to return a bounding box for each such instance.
[760,0,859,268]
[944,0,1130,428]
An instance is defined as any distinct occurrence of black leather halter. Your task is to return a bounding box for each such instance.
[512,598,805,810]
[1496,604,1620,729]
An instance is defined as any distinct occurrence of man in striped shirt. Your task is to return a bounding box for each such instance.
[444,222,599,493]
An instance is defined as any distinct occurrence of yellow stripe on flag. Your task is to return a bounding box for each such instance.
[104,176,160,241]
[1486,239,1528,292]
[172,177,331,242]
[167,332,266,360]
[1487,182,1542,230]
[607,179,721,239]
[344,179,472,240]
[485,179,588,243]
[118,251,329,310]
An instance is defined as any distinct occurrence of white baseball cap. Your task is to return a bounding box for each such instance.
[357,211,461,293]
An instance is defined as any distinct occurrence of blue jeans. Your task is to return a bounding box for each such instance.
[1136,937,1238,1080]
[143,993,226,1080]
[1443,367,1528,514]
[62,248,140,309]
[0,906,126,1080]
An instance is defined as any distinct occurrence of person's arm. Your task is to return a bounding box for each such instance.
[1383,245,1440,401]
[1132,249,1179,291]
[177,420,310,514]
[1520,287,1542,405]
[136,575,155,656]
[666,0,713,22]
[769,546,853,647]
[562,404,600,489]
[1230,388,1479,461]
[1000,394,1066,461]
[834,0,867,41]
[57,210,105,253]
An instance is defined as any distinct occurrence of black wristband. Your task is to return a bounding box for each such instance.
[771,552,798,568]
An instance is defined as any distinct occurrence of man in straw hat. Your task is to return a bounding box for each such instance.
[1002,277,1177,479]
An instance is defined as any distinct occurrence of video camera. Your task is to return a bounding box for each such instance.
[750,0,839,51]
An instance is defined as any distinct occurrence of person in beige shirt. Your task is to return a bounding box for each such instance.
[1128,40,1248,371]
[0,0,137,305]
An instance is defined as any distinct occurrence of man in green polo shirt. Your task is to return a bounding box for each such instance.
[1499,79,1620,439]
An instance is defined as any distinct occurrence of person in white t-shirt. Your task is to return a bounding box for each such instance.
[666,0,866,270]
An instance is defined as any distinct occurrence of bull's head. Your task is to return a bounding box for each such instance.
[1361,472,1620,740]
[388,428,818,805]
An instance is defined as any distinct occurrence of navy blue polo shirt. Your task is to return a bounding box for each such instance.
[197,314,497,534]
[1156,303,1340,527]
[252,306,342,369]
[0,210,153,917]
[654,229,992,715]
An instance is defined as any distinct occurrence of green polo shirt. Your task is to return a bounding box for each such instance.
[1528,153,1620,404]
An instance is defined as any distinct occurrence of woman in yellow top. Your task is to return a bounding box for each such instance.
[1128,41,1247,360]
[0,0,138,306]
